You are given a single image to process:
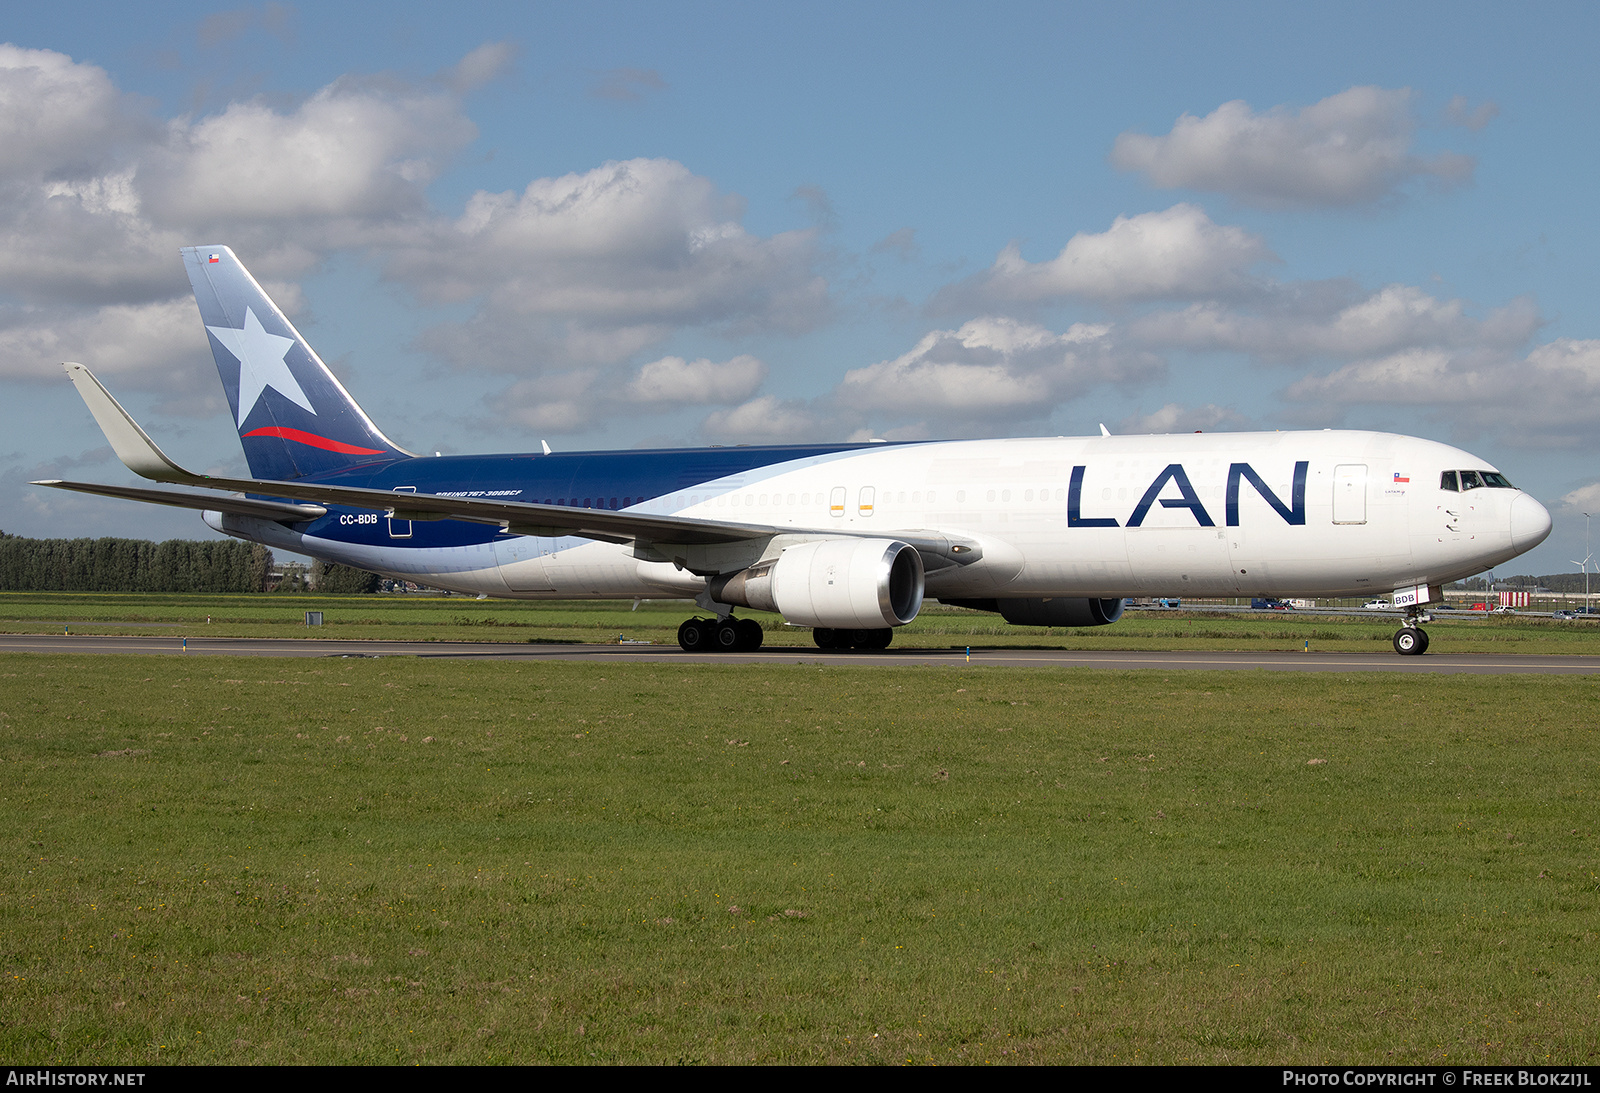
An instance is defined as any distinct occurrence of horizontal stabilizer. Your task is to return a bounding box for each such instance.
[33,480,327,522]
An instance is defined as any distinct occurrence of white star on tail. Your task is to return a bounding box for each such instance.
[207,307,314,427]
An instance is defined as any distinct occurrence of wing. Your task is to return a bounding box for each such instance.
[42,363,774,546]
[34,479,327,522]
[38,363,980,568]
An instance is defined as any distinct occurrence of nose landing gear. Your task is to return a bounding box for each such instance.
[1392,606,1431,655]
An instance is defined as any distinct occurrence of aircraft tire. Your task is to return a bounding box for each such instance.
[1393,627,1426,656]
[714,618,743,652]
[678,618,710,652]
[813,627,839,649]
[737,618,764,651]
[848,628,892,649]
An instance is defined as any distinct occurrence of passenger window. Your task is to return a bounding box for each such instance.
[1440,471,1459,492]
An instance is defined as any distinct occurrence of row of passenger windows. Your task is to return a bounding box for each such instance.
[534,489,1081,510]
[532,475,1513,508]
[1440,470,1515,492]
[539,498,634,509]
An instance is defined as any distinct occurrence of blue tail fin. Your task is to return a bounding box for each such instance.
[182,245,410,480]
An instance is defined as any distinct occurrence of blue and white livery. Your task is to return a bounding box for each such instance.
[37,246,1552,655]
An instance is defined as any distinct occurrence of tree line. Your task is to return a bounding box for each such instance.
[0,531,273,592]
[1457,573,1593,593]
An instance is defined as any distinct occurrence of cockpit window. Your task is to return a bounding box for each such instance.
[1444,469,1515,491]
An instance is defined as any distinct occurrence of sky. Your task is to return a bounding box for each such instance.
[4,0,1599,577]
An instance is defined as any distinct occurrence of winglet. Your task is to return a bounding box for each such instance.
[62,362,202,484]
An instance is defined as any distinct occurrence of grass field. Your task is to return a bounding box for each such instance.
[2,653,1597,1064]
[4,591,1600,655]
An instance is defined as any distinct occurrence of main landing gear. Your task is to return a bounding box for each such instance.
[1392,607,1431,656]
[812,627,893,650]
[674,618,897,652]
[677,616,764,652]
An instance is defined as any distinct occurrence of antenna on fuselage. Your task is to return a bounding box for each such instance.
[1099,423,1111,437]
[541,440,552,455]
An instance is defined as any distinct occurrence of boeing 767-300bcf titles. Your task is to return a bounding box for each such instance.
[36,246,1553,655]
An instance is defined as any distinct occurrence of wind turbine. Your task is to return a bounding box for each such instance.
[1571,511,1593,614]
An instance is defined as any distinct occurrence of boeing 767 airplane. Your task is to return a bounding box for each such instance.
[36,246,1553,655]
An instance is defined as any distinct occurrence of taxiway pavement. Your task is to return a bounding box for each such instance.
[3,633,1599,674]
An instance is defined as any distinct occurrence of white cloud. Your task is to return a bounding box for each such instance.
[1117,402,1251,434]
[486,352,771,436]
[140,80,476,230]
[942,204,1272,308]
[697,318,1170,441]
[446,41,517,92]
[700,395,829,445]
[0,298,210,386]
[1445,94,1498,133]
[1111,86,1474,207]
[871,227,918,261]
[625,354,766,405]
[830,317,1163,433]
[0,176,187,305]
[494,371,601,434]
[389,158,828,369]
[0,45,142,182]
[0,43,825,421]
[0,43,485,310]
[1558,482,1600,515]
[1133,285,1541,362]
[1284,338,1600,449]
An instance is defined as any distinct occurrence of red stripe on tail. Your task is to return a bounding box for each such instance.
[242,426,386,455]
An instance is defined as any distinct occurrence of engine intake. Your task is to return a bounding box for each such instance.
[710,538,925,629]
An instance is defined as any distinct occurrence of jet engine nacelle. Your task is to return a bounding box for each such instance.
[942,596,1126,627]
[709,538,925,629]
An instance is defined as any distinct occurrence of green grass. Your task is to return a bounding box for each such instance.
[4,591,1600,654]
[2,654,1598,1063]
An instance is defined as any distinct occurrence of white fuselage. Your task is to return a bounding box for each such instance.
[210,430,1551,606]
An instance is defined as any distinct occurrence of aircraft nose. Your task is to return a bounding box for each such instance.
[1510,492,1553,552]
